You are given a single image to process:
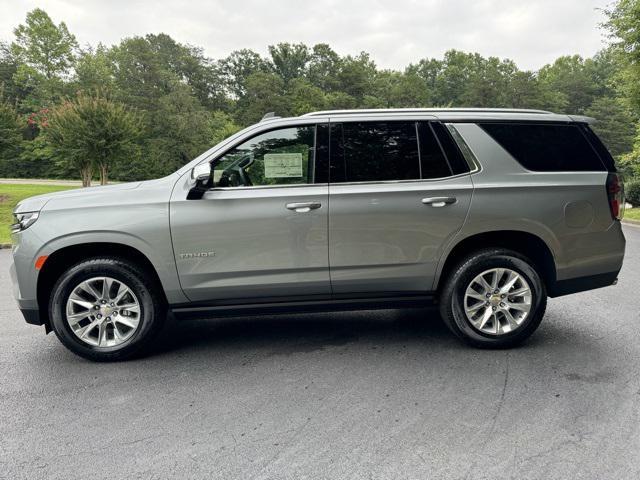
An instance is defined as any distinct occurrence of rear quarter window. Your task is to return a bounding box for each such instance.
[479,123,606,172]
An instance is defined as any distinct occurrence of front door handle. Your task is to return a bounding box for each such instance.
[285,201,322,213]
[422,197,457,207]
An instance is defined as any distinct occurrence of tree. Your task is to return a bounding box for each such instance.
[268,43,310,85]
[0,98,22,176]
[74,44,114,92]
[10,8,78,109]
[210,111,241,145]
[47,93,141,186]
[604,0,640,109]
[373,70,430,108]
[146,85,215,175]
[235,71,288,124]
[217,49,270,99]
[586,97,636,158]
[537,55,598,114]
[306,44,341,91]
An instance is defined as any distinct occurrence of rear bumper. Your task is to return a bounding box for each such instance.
[548,271,619,297]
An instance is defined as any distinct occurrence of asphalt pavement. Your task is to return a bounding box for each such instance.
[1,225,639,480]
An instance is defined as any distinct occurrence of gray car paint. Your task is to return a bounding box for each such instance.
[10,109,625,322]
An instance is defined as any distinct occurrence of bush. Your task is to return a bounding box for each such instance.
[627,180,640,207]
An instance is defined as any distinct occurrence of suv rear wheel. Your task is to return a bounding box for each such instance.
[439,248,547,348]
[49,257,166,361]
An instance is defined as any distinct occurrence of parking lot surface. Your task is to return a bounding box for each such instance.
[1,226,639,479]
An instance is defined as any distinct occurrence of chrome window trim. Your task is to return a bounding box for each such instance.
[327,172,474,186]
[444,123,482,174]
[209,183,328,192]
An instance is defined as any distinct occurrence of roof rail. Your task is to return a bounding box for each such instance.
[302,108,555,117]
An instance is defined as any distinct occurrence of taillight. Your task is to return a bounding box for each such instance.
[606,173,625,220]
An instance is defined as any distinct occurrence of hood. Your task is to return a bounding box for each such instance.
[14,182,142,213]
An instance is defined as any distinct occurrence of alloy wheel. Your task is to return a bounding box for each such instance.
[65,276,141,347]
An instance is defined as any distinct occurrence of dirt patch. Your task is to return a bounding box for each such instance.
[0,195,9,203]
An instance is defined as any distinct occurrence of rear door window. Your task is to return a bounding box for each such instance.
[479,123,605,172]
[329,121,464,183]
[333,121,420,182]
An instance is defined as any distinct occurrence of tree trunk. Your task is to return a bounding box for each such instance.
[100,164,108,185]
[81,168,92,187]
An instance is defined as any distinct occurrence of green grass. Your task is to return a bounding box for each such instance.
[0,183,77,244]
[625,208,640,222]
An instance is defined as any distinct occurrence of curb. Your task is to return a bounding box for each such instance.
[623,219,640,227]
[0,243,12,249]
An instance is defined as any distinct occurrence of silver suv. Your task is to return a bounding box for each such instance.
[10,108,626,361]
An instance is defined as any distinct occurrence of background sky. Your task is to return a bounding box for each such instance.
[1,0,612,70]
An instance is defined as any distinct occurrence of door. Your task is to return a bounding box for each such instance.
[170,123,331,303]
[328,120,473,294]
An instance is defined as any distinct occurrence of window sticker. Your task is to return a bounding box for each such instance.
[264,153,303,178]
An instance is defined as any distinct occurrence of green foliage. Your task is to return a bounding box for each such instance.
[47,93,141,185]
[0,99,22,176]
[9,8,77,110]
[586,97,636,158]
[0,6,639,183]
[626,181,640,206]
[619,123,640,178]
[605,0,640,109]
[626,180,640,206]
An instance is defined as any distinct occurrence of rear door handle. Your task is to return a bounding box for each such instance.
[285,201,322,213]
[422,197,457,207]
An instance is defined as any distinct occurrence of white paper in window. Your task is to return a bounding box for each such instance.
[264,153,303,178]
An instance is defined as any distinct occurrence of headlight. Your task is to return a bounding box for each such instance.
[11,211,40,233]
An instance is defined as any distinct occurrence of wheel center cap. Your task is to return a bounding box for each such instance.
[100,305,114,317]
[490,295,502,306]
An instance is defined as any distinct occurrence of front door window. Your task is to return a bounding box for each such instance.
[214,126,316,188]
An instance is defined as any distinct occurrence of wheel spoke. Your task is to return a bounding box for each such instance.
[506,301,530,312]
[466,301,486,314]
[97,322,108,346]
[509,287,530,297]
[466,290,487,302]
[66,276,141,348]
[69,297,94,310]
[80,281,102,301]
[77,319,100,339]
[491,269,504,290]
[502,309,519,331]
[102,277,113,300]
[476,275,492,294]
[478,307,493,329]
[500,271,519,294]
[115,315,139,329]
[67,311,91,326]
[113,284,128,305]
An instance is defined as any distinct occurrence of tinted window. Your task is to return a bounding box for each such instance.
[337,121,420,182]
[417,122,452,178]
[479,123,605,172]
[214,126,315,187]
[431,122,471,175]
[580,124,616,172]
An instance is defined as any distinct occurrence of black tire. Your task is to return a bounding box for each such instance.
[49,257,166,361]
[439,248,547,348]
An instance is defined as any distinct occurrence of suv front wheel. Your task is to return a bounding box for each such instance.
[439,248,547,348]
[49,257,166,361]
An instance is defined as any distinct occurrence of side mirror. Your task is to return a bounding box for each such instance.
[187,162,212,200]
[191,162,211,182]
